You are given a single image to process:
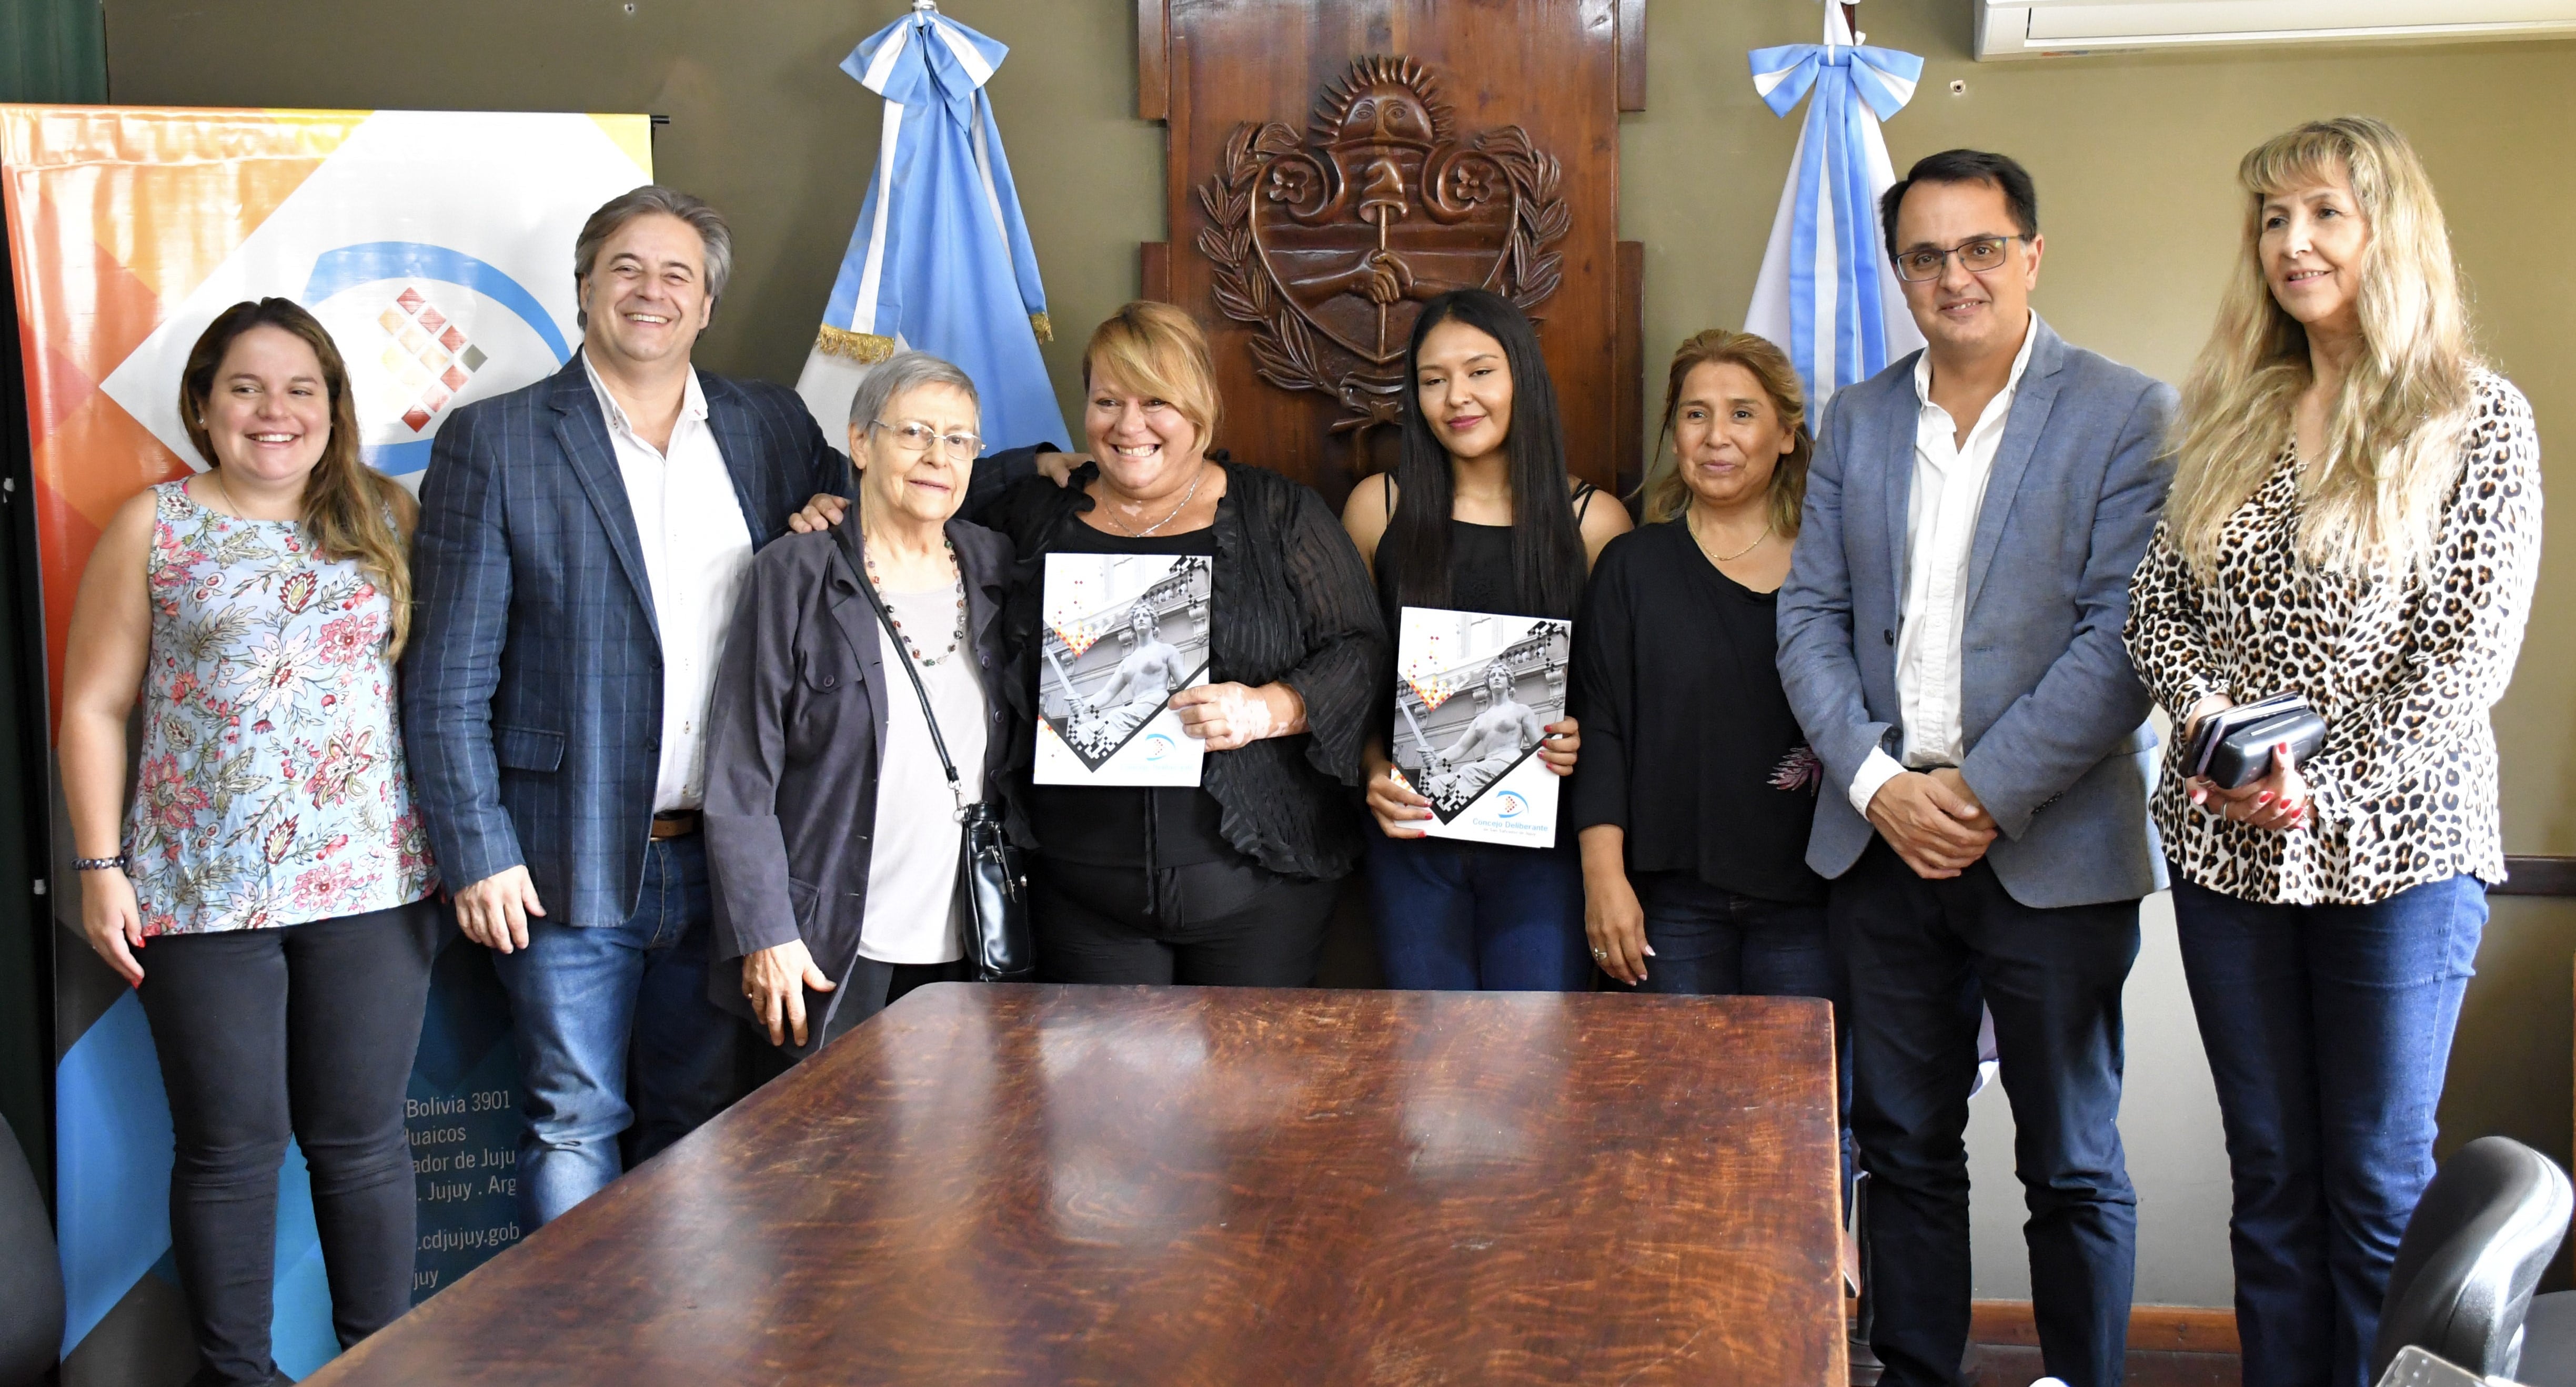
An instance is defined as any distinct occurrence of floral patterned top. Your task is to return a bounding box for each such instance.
[126,481,435,934]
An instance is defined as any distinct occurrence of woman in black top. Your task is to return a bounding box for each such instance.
[984,302,1387,985]
[1342,289,1631,990]
[1573,329,1847,1165]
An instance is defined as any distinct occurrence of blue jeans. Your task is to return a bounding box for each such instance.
[489,835,743,1226]
[2170,869,2487,1387]
[1366,835,1589,990]
[1630,872,1855,1199]
[1832,841,2140,1387]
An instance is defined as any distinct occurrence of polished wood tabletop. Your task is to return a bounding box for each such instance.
[311,985,1847,1386]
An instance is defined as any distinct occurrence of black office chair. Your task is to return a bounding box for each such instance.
[0,1113,62,1387]
[2371,1135,2573,1384]
[2520,1291,2576,1387]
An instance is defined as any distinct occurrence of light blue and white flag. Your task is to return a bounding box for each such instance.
[794,5,1068,452]
[1742,5,1926,409]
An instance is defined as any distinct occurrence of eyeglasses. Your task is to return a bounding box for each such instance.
[872,419,983,459]
[1892,235,2027,282]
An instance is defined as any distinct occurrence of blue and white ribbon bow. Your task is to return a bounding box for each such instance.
[794,7,1067,452]
[1743,6,1926,409]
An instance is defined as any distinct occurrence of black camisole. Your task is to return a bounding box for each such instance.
[1371,473,1598,622]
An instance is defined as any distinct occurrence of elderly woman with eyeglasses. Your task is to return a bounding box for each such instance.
[700,351,1028,1055]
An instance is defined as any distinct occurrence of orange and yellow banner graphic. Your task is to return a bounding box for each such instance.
[1,106,652,724]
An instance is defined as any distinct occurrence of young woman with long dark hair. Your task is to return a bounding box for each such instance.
[1341,288,1629,990]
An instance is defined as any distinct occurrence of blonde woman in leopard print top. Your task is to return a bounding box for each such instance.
[2122,117,2540,1387]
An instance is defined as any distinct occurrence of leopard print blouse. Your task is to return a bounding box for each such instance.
[2124,370,2542,906]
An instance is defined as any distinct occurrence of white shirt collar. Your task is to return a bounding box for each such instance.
[580,347,708,441]
[1911,308,2040,417]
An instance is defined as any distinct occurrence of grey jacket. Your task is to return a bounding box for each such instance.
[1775,316,2175,908]
[699,515,1024,1042]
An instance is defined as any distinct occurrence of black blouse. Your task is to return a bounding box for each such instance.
[982,460,1390,881]
[1568,519,1826,904]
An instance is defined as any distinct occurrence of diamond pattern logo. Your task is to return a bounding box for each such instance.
[378,283,488,434]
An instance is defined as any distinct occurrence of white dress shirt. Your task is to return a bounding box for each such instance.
[1848,312,2039,817]
[582,350,756,813]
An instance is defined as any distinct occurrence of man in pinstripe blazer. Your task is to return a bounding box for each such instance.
[405,188,849,1227]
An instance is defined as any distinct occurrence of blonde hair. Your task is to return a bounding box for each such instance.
[1639,329,1811,535]
[2166,116,2476,578]
[180,299,415,657]
[1082,301,1222,449]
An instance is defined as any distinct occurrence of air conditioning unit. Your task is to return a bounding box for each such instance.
[1976,0,2576,59]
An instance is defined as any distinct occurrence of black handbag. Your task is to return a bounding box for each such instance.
[2183,691,2330,791]
[857,569,1035,983]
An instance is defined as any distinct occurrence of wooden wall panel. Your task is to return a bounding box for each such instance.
[1147,0,1635,510]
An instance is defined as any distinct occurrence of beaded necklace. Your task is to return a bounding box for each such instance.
[863,534,967,667]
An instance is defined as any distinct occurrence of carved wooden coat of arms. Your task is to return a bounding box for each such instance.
[1194,56,1571,439]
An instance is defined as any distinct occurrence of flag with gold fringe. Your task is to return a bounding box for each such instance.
[794,5,1065,452]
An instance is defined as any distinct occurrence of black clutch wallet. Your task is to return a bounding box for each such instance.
[2182,692,2328,791]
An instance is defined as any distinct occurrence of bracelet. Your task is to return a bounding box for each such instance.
[72,855,128,873]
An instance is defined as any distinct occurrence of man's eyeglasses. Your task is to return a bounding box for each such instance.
[1893,235,2027,283]
[872,419,983,459]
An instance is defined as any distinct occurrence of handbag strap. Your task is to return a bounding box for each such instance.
[852,545,968,820]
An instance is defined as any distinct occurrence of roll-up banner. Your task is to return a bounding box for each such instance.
[0,106,653,1383]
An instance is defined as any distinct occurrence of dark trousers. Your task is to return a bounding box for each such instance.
[489,835,743,1227]
[1832,841,2140,1387]
[1631,872,1855,1199]
[2170,869,2487,1387]
[1365,835,1590,991]
[1032,854,1337,986]
[134,901,439,1387]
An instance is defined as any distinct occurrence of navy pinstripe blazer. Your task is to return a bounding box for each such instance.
[403,355,849,927]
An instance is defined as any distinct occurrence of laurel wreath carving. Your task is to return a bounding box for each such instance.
[1194,117,1569,423]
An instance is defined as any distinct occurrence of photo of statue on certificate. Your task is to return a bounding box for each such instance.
[1391,607,1571,846]
[1035,553,1214,786]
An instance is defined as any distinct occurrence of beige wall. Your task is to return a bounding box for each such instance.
[100,0,1164,431]
[105,0,2576,1306]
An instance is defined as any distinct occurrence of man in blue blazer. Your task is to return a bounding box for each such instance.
[1777,151,2174,1387]
[405,188,848,1227]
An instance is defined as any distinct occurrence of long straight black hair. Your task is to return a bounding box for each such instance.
[1381,288,1587,620]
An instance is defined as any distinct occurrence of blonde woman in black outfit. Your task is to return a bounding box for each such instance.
[1572,329,1848,1171]
[983,303,1388,986]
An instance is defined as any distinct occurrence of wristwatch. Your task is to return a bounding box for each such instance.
[72,854,128,872]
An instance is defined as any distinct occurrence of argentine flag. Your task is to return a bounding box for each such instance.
[1743,5,1926,410]
[794,7,1068,453]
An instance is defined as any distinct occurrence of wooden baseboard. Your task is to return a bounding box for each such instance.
[2496,855,2576,896]
[1968,1300,2239,1355]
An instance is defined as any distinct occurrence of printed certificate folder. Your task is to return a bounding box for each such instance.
[1391,606,1571,847]
[1035,552,1213,786]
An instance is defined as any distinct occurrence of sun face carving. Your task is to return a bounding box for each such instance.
[1311,56,1453,154]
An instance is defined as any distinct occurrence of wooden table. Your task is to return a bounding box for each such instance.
[311,985,1847,1385]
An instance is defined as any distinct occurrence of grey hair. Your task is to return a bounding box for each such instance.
[572,186,733,327]
[848,350,980,432]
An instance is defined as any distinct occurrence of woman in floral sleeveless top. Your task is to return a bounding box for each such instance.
[61,299,438,1387]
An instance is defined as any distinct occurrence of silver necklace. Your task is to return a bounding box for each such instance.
[1688,509,1773,565]
[1104,463,1208,536]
